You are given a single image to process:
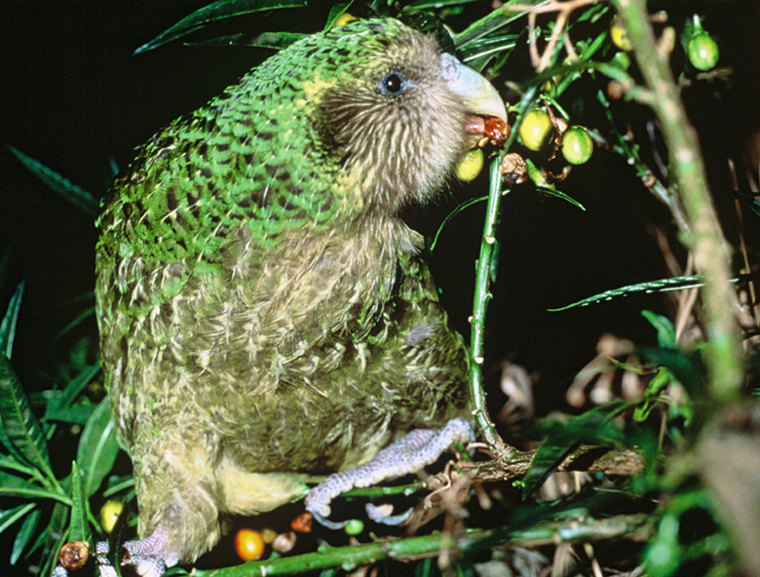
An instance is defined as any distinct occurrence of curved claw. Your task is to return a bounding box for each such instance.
[309,509,350,530]
[366,503,413,526]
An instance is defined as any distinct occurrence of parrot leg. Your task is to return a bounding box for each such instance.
[112,525,177,577]
[304,417,474,529]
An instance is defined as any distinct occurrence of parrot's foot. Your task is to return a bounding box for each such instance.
[53,526,178,577]
[305,417,474,529]
[115,526,178,577]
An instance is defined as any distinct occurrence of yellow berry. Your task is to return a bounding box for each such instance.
[334,13,357,28]
[611,20,632,51]
[519,109,553,151]
[99,500,123,534]
[260,528,277,544]
[455,148,485,182]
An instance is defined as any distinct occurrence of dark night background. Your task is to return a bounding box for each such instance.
[1,0,757,414]
[2,0,760,575]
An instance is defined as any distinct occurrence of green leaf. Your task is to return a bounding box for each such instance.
[641,310,677,349]
[324,0,353,31]
[38,503,71,577]
[458,33,518,65]
[633,367,673,422]
[430,195,485,252]
[0,470,41,496]
[0,281,23,359]
[77,398,121,497]
[0,470,70,504]
[535,184,586,211]
[0,503,35,535]
[134,0,308,54]
[522,402,628,497]
[69,461,90,543]
[44,361,101,420]
[405,0,482,10]
[44,403,98,426]
[638,347,705,399]
[548,275,706,311]
[454,0,542,49]
[7,147,98,217]
[11,507,40,565]
[0,355,52,474]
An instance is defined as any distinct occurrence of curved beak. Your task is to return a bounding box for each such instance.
[441,53,507,123]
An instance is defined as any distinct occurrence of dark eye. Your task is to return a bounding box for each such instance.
[379,72,408,96]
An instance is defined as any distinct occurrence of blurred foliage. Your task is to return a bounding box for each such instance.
[3,0,760,576]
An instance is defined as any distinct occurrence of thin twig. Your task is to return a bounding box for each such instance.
[610,0,743,402]
[504,0,601,71]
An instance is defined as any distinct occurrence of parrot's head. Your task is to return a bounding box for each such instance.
[294,18,507,214]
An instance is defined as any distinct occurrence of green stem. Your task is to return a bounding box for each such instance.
[468,157,512,463]
[610,0,743,403]
[468,83,541,463]
[193,532,458,577]
[191,514,652,577]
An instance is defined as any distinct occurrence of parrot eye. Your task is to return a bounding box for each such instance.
[378,71,410,96]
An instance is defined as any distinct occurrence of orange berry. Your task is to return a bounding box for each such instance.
[290,512,313,533]
[234,528,265,561]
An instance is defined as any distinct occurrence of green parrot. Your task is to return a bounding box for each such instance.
[92,16,505,576]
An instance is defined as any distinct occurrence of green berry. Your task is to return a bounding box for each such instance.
[344,518,365,535]
[611,51,631,70]
[687,31,719,71]
[519,109,553,151]
[562,126,593,165]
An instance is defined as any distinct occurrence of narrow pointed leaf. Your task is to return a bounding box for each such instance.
[69,462,90,543]
[44,362,101,419]
[77,398,121,497]
[454,0,545,49]
[548,275,707,311]
[0,281,24,359]
[11,507,40,565]
[323,0,353,31]
[39,503,71,577]
[405,0,482,9]
[0,503,34,535]
[44,404,98,426]
[0,355,51,473]
[535,185,586,211]
[134,0,308,54]
[641,310,677,349]
[0,471,70,504]
[522,402,628,497]
[7,147,98,217]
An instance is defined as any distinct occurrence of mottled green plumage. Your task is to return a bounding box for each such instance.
[95,17,503,567]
